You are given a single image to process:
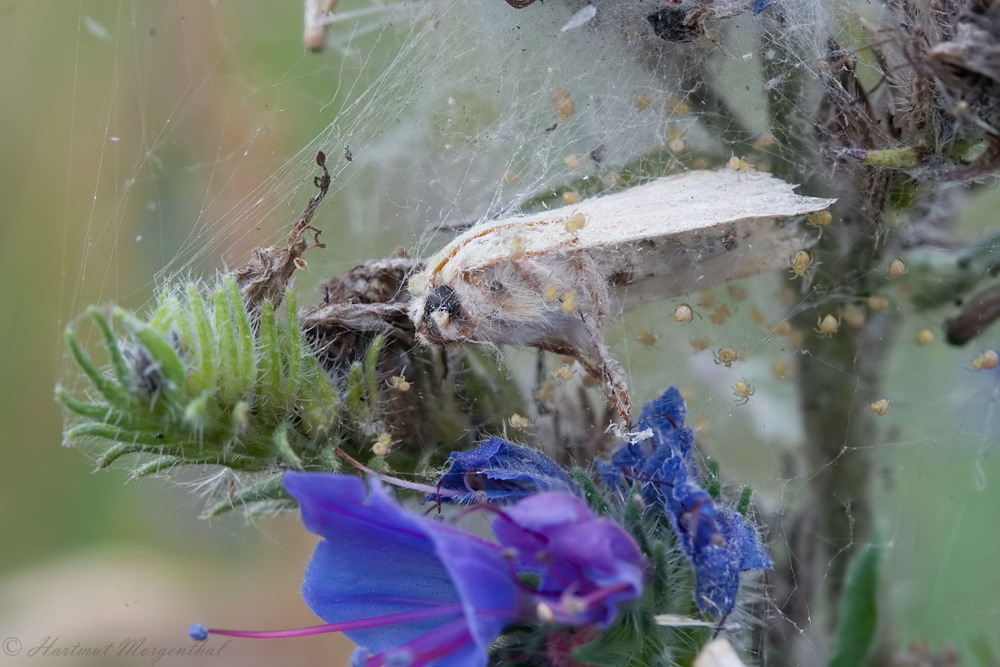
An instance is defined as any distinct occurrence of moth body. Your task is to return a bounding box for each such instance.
[409,169,836,423]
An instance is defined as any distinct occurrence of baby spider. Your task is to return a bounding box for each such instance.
[870,399,890,416]
[714,346,744,367]
[815,313,840,337]
[789,250,812,278]
[733,380,754,404]
[971,349,999,371]
[674,302,695,323]
[728,155,754,174]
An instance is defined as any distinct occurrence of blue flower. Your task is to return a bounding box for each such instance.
[599,386,693,508]
[670,476,773,617]
[191,473,646,666]
[289,473,522,666]
[429,437,580,504]
[601,387,772,617]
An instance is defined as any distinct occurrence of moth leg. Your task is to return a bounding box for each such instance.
[571,344,632,427]
[531,333,631,426]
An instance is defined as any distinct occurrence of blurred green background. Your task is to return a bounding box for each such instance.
[0,2,381,664]
[3,2,1000,666]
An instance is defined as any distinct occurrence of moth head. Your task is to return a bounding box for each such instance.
[412,284,469,344]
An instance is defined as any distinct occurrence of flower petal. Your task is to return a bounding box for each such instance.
[495,493,645,626]
[286,473,461,652]
[430,437,579,504]
[284,472,522,664]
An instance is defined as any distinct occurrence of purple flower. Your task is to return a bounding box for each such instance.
[191,473,646,666]
[493,492,645,627]
[429,437,580,505]
[601,387,772,617]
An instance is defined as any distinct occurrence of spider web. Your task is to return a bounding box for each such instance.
[56,0,1000,663]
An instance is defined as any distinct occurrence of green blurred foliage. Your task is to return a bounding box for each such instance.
[0,3,373,664]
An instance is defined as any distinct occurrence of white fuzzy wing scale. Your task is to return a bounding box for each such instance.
[408,169,835,423]
[413,169,834,306]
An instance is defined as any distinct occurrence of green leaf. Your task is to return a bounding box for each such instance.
[55,385,135,428]
[130,456,184,478]
[827,529,882,667]
[257,300,282,408]
[572,467,610,515]
[227,275,256,398]
[203,475,289,517]
[64,328,132,411]
[213,283,241,405]
[280,290,302,400]
[736,486,753,516]
[273,421,303,469]
[185,283,218,393]
[94,442,151,469]
[88,307,130,388]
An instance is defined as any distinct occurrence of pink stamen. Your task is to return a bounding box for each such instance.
[195,602,464,640]
[365,618,472,667]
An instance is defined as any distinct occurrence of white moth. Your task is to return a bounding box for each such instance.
[408,169,835,423]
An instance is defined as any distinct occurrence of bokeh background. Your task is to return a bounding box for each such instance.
[3,1,1000,666]
[0,3,377,665]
